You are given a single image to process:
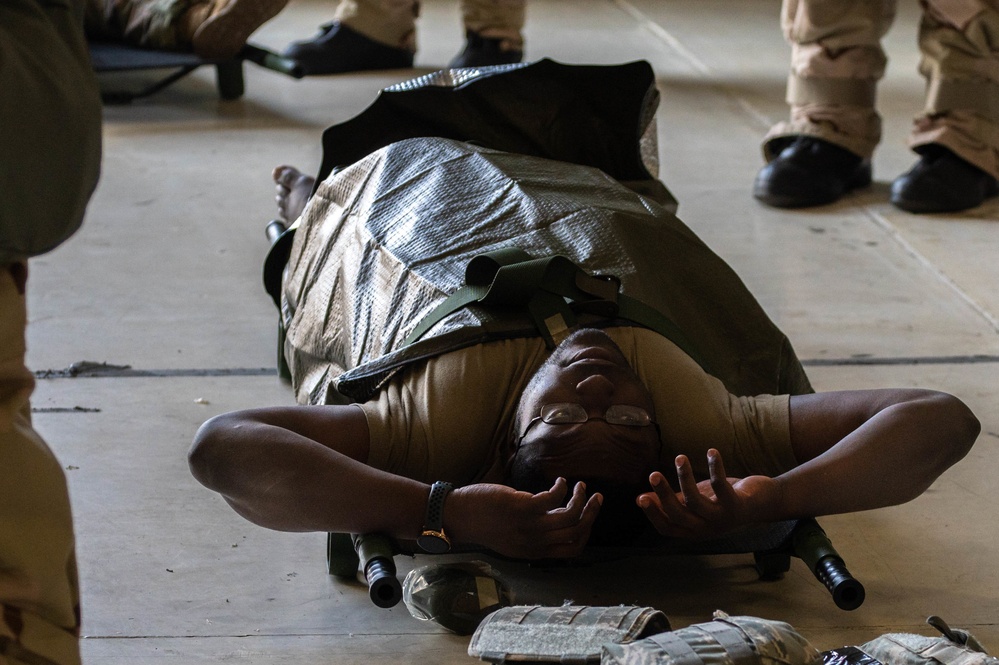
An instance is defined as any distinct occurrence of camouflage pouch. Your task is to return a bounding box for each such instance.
[467,605,671,664]
[860,616,999,665]
[601,610,823,665]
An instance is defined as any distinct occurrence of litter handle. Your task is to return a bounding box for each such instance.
[792,519,865,611]
[265,219,287,245]
[241,45,305,78]
[352,533,403,609]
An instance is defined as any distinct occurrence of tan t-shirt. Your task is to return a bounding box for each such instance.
[358,327,796,486]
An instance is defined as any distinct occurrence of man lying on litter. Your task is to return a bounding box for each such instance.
[187,61,981,561]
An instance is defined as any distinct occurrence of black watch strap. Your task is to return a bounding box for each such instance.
[417,481,454,553]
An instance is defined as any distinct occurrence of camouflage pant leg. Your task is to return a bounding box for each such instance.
[763,0,896,160]
[909,0,999,179]
[84,0,204,50]
[333,0,526,53]
[334,0,419,51]
[460,0,525,48]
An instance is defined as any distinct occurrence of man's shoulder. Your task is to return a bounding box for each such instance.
[606,325,685,357]
[429,336,550,368]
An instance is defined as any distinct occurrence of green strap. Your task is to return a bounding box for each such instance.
[401,248,709,372]
[615,294,708,370]
[402,247,536,345]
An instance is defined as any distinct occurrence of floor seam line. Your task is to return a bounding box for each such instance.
[864,207,999,335]
[609,0,775,132]
[35,367,278,379]
[30,356,999,381]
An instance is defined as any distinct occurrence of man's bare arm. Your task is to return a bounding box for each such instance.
[188,406,601,559]
[188,405,430,536]
[777,388,980,517]
[638,388,980,537]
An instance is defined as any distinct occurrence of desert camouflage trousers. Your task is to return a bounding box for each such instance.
[764,0,999,179]
[333,0,525,52]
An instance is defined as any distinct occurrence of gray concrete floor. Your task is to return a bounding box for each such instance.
[28,0,999,662]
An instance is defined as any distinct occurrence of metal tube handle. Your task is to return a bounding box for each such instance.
[792,519,865,611]
[352,533,402,608]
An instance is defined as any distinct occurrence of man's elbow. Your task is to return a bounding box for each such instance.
[929,392,981,468]
[952,396,981,460]
[188,412,240,490]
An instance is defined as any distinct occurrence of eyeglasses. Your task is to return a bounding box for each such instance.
[517,403,657,446]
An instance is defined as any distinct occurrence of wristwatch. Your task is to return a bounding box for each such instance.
[417,481,454,554]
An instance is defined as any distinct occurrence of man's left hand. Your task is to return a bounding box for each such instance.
[637,449,781,539]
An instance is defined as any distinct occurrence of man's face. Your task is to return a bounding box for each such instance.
[514,328,662,487]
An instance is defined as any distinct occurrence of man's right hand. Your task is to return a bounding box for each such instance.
[446,478,602,560]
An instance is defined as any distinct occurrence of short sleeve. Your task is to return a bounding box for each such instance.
[358,338,549,485]
[611,327,795,479]
[360,327,796,485]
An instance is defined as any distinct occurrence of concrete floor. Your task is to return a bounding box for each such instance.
[27,0,999,662]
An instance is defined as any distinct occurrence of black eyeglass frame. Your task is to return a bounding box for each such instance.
[516,403,661,447]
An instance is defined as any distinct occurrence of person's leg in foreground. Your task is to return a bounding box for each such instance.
[1,0,102,662]
[754,0,893,208]
[890,0,999,213]
[0,267,82,665]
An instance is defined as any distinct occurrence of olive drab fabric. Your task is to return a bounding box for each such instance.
[1,0,102,265]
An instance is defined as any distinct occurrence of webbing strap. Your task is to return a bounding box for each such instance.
[401,248,709,371]
[646,631,705,665]
[918,641,990,665]
[698,621,757,664]
[544,604,586,625]
[402,248,578,349]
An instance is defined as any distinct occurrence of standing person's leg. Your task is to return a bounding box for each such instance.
[754,0,895,208]
[0,265,82,665]
[281,0,416,75]
[449,0,524,67]
[890,0,999,213]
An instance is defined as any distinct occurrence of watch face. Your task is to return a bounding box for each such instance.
[417,533,450,554]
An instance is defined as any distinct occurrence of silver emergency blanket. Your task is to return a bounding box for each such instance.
[262,60,673,315]
[312,59,675,212]
[281,137,811,406]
